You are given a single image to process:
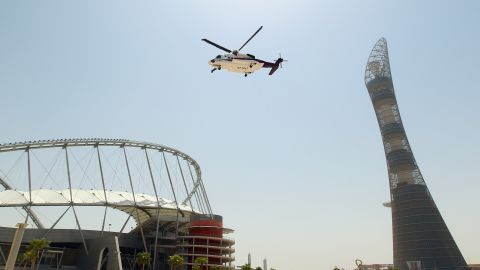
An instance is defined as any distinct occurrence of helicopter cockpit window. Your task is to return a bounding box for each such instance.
[215,55,221,59]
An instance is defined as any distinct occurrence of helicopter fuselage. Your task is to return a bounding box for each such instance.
[202,26,283,76]
[209,53,264,75]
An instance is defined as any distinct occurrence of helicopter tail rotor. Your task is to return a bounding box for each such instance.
[278,53,288,68]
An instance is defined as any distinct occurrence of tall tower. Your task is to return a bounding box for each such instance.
[364,38,468,270]
[263,257,267,270]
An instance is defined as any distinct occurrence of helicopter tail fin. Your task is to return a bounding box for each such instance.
[268,58,284,75]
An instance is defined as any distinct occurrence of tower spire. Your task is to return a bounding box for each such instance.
[365,37,392,84]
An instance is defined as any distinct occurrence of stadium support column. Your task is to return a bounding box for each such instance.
[364,38,468,270]
[5,223,27,270]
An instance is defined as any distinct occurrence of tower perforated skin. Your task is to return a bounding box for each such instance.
[365,38,468,270]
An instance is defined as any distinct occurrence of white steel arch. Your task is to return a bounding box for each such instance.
[0,138,213,229]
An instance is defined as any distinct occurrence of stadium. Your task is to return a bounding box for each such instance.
[0,139,235,270]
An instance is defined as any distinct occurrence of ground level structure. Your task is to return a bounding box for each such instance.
[0,214,234,270]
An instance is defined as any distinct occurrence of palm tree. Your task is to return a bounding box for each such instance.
[21,250,35,270]
[210,265,222,270]
[255,267,262,270]
[194,257,209,270]
[167,254,184,270]
[135,251,151,270]
[333,266,340,270]
[241,264,252,270]
[24,238,50,270]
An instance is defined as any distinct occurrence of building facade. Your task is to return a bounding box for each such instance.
[0,214,234,270]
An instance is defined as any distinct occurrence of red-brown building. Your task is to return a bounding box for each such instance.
[178,214,235,269]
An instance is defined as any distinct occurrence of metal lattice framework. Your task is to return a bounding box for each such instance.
[365,37,392,85]
[364,38,425,192]
[0,138,213,231]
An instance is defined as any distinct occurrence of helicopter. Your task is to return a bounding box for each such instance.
[202,26,284,77]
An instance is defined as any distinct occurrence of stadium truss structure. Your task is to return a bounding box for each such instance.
[0,138,212,231]
[365,38,468,270]
[0,139,235,270]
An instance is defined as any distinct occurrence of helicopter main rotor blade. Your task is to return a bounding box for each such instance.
[238,26,263,51]
[201,39,232,53]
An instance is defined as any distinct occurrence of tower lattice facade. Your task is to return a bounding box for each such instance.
[364,38,468,270]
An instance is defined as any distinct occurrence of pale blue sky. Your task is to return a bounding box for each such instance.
[1,1,479,269]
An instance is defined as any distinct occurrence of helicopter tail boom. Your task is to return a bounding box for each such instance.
[268,58,284,75]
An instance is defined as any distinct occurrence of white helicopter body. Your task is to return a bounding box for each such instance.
[208,53,264,74]
[202,26,283,77]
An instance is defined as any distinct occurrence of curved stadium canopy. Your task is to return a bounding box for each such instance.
[0,189,194,224]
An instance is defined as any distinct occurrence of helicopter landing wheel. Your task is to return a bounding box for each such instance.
[218,66,221,70]
[244,73,248,77]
